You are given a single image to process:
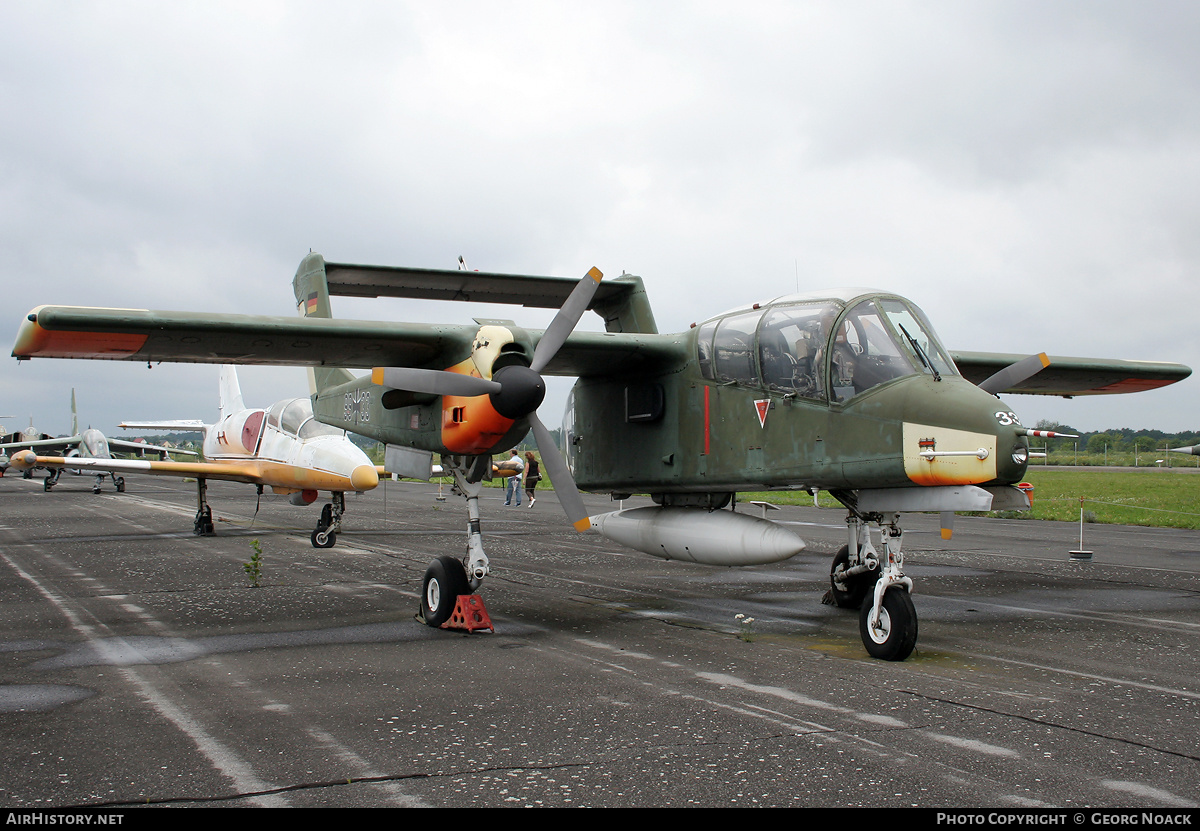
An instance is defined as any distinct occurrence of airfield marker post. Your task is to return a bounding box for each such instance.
[1069,496,1093,561]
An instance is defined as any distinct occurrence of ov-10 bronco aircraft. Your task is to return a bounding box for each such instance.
[11,253,1190,659]
[7,365,379,547]
[0,390,192,492]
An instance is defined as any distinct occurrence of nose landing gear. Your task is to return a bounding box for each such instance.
[829,507,917,661]
[311,493,346,548]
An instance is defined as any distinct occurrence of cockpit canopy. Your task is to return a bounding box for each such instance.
[695,292,957,402]
[266,398,345,440]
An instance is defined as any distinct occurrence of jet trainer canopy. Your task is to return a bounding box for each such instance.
[695,292,958,402]
[266,397,345,440]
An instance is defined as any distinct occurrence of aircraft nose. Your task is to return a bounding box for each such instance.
[350,464,379,492]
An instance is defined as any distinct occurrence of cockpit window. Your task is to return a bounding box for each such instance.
[696,320,718,380]
[832,298,957,402]
[695,295,954,404]
[712,312,760,385]
[267,398,342,438]
[298,416,344,439]
[878,299,957,379]
[756,303,838,400]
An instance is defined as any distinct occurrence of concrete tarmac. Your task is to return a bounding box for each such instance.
[0,472,1198,808]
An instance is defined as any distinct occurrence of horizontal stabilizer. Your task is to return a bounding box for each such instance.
[120,420,207,432]
[326,262,628,308]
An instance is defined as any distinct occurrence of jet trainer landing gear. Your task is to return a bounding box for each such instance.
[43,469,61,491]
[418,454,491,628]
[193,477,215,536]
[311,493,345,548]
[830,507,917,661]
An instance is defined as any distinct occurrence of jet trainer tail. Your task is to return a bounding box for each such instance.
[218,365,246,418]
[293,252,357,396]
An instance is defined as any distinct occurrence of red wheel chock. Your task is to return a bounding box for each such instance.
[442,594,494,633]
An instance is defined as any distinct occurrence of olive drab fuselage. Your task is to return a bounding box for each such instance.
[563,290,1031,497]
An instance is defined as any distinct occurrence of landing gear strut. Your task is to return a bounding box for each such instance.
[418,454,491,628]
[311,493,345,548]
[193,477,215,536]
[43,469,61,492]
[830,507,917,661]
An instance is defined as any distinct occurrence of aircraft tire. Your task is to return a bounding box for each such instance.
[859,587,917,661]
[115,477,125,493]
[829,545,878,609]
[311,529,337,549]
[422,556,468,627]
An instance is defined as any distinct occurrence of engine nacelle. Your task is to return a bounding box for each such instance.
[591,506,805,566]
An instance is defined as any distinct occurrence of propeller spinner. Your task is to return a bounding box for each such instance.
[372,267,603,532]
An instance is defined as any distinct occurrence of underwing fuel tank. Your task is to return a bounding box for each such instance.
[590,507,805,566]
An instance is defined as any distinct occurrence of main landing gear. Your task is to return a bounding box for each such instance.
[311,493,345,548]
[91,474,125,494]
[418,454,491,628]
[193,477,215,536]
[43,469,61,491]
[828,509,918,661]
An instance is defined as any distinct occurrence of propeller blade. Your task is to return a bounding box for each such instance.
[529,412,591,531]
[530,267,603,373]
[372,366,500,397]
[977,353,1051,395]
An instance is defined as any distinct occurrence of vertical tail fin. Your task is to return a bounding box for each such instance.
[218,365,246,418]
[70,389,78,436]
[293,252,357,395]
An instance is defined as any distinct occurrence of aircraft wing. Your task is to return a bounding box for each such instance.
[6,451,270,485]
[13,306,685,377]
[14,306,462,368]
[107,438,198,458]
[950,351,1191,396]
[0,435,80,453]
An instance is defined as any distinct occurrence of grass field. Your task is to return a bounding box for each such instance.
[1010,469,1200,529]
[742,469,1200,530]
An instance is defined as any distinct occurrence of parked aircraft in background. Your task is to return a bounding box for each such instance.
[11,253,1190,658]
[7,366,379,547]
[0,390,191,491]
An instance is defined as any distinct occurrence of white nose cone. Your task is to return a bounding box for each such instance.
[592,506,805,566]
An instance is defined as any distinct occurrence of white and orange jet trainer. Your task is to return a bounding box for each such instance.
[8,365,380,547]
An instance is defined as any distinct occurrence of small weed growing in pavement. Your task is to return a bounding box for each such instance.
[244,539,263,588]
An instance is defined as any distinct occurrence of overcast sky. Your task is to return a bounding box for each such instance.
[1,0,1197,442]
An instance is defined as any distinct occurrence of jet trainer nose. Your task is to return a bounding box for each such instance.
[350,463,379,492]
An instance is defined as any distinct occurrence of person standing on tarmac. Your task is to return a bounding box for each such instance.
[524,451,540,507]
[502,449,525,506]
